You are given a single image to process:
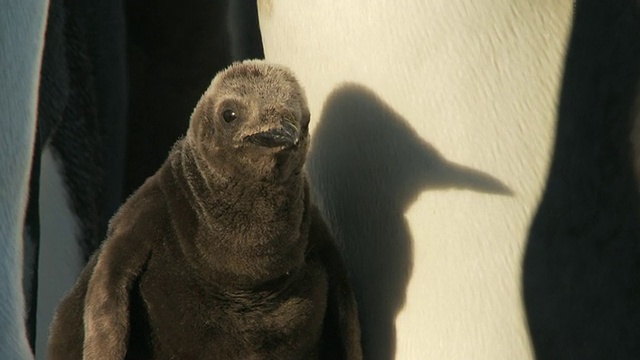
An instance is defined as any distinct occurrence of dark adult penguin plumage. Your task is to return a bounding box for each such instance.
[47,60,362,360]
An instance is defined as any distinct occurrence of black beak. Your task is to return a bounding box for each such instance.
[245,121,300,148]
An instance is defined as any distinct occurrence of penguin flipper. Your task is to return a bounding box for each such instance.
[82,233,151,360]
[310,206,363,360]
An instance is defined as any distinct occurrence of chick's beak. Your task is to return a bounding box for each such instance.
[245,120,300,148]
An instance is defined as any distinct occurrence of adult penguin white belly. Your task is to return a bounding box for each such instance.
[258,1,574,359]
[0,1,48,359]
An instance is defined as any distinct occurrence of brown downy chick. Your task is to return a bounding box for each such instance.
[47,60,362,360]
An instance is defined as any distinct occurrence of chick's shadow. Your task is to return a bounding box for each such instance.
[306,83,512,359]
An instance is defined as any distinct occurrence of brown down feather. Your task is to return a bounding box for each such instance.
[47,59,362,360]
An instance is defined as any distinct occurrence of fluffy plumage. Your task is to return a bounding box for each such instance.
[47,60,362,359]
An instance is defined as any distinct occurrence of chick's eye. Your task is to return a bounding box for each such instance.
[222,109,237,123]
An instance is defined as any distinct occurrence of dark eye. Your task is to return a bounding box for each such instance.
[222,109,237,123]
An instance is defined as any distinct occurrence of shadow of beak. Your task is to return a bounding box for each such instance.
[245,121,300,148]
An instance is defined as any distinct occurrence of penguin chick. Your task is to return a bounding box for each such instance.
[47,60,362,360]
